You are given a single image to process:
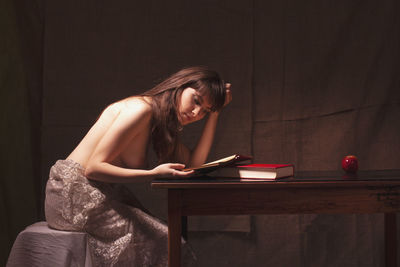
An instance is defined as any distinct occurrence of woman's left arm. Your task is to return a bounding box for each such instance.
[180,84,232,167]
[187,112,220,167]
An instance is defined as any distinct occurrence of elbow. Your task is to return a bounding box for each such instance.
[84,164,97,180]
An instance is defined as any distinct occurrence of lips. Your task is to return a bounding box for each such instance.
[184,113,193,123]
[179,113,189,125]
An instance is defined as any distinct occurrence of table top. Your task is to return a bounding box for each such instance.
[151,169,400,189]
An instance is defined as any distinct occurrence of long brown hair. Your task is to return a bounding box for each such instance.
[141,66,226,163]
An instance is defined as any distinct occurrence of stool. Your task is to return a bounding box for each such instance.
[7,222,92,267]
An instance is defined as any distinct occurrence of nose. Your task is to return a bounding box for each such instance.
[192,105,202,117]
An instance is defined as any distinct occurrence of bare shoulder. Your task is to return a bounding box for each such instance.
[119,96,153,119]
[123,96,152,111]
[105,96,152,128]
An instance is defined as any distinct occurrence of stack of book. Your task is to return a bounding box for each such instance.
[184,154,294,180]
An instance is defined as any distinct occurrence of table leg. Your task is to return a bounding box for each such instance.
[182,216,188,241]
[168,190,182,267]
[385,213,397,267]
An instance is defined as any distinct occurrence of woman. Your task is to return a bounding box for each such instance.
[45,66,232,266]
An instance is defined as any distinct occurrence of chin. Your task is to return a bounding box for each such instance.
[179,114,190,125]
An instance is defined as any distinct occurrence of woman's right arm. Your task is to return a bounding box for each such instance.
[84,102,193,183]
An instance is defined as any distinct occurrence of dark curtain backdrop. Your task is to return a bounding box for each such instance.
[1,0,43,266]
[3,0,400,266]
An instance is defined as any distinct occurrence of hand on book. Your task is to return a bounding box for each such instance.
[152,163,194,178]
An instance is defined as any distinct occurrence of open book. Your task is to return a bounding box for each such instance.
[183,154,252,174]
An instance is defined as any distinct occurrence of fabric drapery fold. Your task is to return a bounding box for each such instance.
[45,159,195,267]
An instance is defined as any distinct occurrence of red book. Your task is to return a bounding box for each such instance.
[235,164,294,180]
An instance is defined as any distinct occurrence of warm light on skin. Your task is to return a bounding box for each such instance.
[177,87,213,125]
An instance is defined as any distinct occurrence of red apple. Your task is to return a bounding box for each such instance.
[342,155,358,173]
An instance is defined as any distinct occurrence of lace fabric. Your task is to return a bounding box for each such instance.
[45,159,195,266]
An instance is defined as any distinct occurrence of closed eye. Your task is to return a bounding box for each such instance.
[194,93,212,114]
[194,96,201,105]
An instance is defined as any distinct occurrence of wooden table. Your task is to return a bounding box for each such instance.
[151,170,400,267]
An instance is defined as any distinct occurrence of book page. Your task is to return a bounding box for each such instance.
[183,154,251,172]
[200,155,237,167]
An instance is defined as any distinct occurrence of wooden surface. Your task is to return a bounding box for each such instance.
[152,170,400,267]
[152,169,400,189]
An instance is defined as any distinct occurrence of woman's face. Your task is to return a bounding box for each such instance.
[177,87,212,125]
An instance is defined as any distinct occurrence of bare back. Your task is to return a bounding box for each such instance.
[67,97,152,170]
